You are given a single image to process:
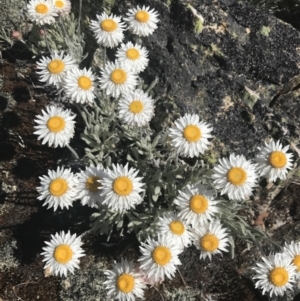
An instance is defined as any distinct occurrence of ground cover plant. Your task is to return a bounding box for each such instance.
[1,0,300,300]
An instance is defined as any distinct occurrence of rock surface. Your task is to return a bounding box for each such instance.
[1,0,300,300]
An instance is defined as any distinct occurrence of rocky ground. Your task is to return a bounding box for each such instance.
[1,0,300,300]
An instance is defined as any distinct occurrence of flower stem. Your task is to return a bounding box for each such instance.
[66,144,79,159]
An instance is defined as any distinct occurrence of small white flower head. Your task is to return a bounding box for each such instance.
[37,166,79,211]
[99,61,138,98]
[169,114,213,158]
[192,220,229,260]
[36,51,77,88]
[100,163,145,212]
[138,236,182,283]
[63,67,96,104]
[41,231,85,277]
[34,105,76,148]
[117,89,155,126]
[255,140,293,182]
[252,253,296,297]
[116,42,149,74]
[174,183,220,227]
[124,5,159,37]
[90,12,126,48]
[27,0,58,25]
[157,212,192,249]
[76,164,107,208]
[283,241,300,279]
[53,0,71,16]
[212,154,258,201]
[104,258,146,301]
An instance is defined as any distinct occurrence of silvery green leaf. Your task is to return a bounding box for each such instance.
[126,154,134,161]
[152,195,159,202]
[106,156,111,167]
[154,186,161,194]
[151,134,161,149]
[116,219,123,230]
[228,236,235,259]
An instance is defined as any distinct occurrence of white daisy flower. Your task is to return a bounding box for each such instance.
[212,154,258,201]
[100,163,145,212]
[27,0,57,25]
[124,5,159,37]
[255,140,293,182]
[63,67,96,104]
[41,231,85,277]
[252,253,296,297]
[37,166,78,211]
[157,212,192,249]
[104,258,146,301]
[36,51,77,88]
[76,164,107,208]
[34,105,76,148]
[90,12,126,48]
[283,241,300,279]
[138,236,182,283]
[116,42,149,74]
[169,113,213,158]
[192,220,229,260]
[99,61,138,98]
[53,0,71,16]
[117,89,155,126]
[174,183,220,227]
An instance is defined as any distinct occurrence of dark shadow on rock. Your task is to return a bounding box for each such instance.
[2,111,20,128]
[0,95,8,110]
[0,190,7,205]
[1,41,32,63]
[12,202,94,265]
[294,292,300,301]
[13,157,37,179]
[240,276,269,301]
[0,142,16,161]
[12,84,31,103]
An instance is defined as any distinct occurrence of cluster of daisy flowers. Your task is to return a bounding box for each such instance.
[33,5,159,126]
[27,0,72,25]
[26,2,299,299]
[102,180,233,299]
[252,241,300,297]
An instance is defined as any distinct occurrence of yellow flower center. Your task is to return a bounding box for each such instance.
[183,125,201,142]
[169,220,185,235]
[269,151,287,168]
[78,76,92,90]
[152,246,171,266]
[126,48,140,60]
[293,255,300,272]
[49,178,68,196]
[129,100,143,114]
[101,19,117,32]
[86,176,101,193]
[55,0,64,8]
[35,4,48,14]
[227,167,247,186]
[47,59,65,74]
[110,69,127,84]
[269,267,289,287]
[135,11,150,23]
[200,234,219,252]
[117,274,135,293]
[54,244,73,264]
[189,195,208,213]
[47,116,66,133]
[113,176,133,196]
